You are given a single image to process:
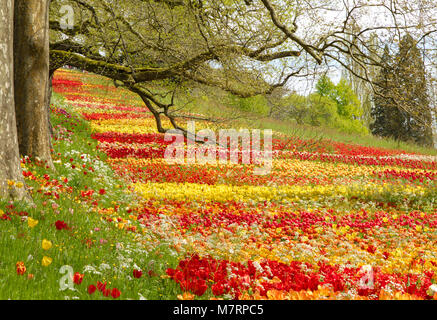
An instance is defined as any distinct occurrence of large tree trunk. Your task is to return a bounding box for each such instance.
[14,0,53,168]
[0,0,28,200]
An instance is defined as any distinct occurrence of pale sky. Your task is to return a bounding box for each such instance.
[278,0,437,95]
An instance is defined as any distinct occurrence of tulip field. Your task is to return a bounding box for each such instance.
[1,68,436,300]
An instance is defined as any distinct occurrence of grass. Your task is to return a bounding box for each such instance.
[0,92,181,300]
[250,118,437,155]
[185,97,437,155]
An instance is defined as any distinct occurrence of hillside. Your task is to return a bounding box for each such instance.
[1,68,436,300]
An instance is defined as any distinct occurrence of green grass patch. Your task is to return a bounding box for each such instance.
[0,92,182,300]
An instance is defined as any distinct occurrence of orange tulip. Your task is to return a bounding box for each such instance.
[16,261,26,275]
[177,292,195,300]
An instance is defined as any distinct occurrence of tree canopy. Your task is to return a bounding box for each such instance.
[48,0,437,137]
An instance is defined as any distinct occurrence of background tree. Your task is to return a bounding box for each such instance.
[371,36,434,147]
[274,76,366,134]
[342,28,380,128]
[394,34,434,147]
[370,45,393,138]
[0,0,28,200]
[315,75,366,133]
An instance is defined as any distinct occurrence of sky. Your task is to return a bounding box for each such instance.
[278,0,437,96]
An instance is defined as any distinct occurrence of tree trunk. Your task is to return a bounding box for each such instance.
[14,0,53,168]
[0,0,28,200]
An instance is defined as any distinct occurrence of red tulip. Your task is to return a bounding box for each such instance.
[133,269,143,279]
[103,288,111,297]
[97,281,106,292]
[55,220,68,230]
[111,288,121,299]
[88,284,96,295]
[366,245,377,254]
[73,272,84,285]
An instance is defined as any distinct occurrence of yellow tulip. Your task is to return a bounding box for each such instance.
[42,256,53,267]
[27,217,39,228]
[42,239,53,251]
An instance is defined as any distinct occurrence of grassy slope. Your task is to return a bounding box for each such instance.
[0,92,180,300]
[92,75,437,156]
[185,98,437,156]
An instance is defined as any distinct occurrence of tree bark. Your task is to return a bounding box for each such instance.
[0,0,28,200]
[14,0,53,168]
